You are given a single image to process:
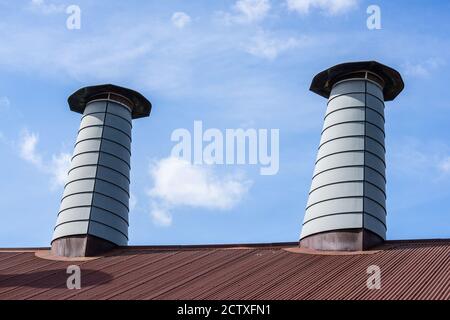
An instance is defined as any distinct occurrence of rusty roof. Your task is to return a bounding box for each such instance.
[1,239,450,300]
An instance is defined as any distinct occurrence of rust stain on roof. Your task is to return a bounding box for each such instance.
[0,239,450,300]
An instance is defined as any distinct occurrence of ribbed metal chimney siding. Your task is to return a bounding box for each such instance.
[301,79,387,240]
[52,99,132,246]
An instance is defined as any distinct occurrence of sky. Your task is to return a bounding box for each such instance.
[0,0,449,247]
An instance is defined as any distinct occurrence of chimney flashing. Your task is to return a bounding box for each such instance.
[300,229,384,252]
[51,235,117,258]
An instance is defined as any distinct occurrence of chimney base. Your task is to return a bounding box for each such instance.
[300,229,384,252]
[51,235,117,258]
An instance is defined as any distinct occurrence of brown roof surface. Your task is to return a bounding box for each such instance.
[1,239,450,300]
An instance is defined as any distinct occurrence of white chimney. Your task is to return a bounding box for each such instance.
[300,61,404,251]
[51,84,151,257]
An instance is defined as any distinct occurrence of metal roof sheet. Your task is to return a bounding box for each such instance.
[1,240,449,300]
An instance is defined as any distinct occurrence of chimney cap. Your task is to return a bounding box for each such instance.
[68,84,152,119]
[310,61,404,101]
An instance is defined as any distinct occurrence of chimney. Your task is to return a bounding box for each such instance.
[51,84,151,257]
[300,61,404,251]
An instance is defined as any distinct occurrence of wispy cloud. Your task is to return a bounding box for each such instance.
[50,152,72,188]
[234,0,271,22]
[440,157,450,174]
[218,0,271,24]
[390,138,450,180]
[0,132,7,145]
[18,129,71,189]
[244,30,301,59]
[0,1,347,131]
[129,193,138,211]
[147,157,252,226]
[28,0,66,14]
[403,58,446,78]
[387,138,450,215]
[0,96,10,111]
[171,12,192,29]
[150,202,173,227]
[286,0,358,15]
[19,130,44,168]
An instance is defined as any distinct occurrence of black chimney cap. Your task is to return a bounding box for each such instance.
[68,84,152,119]
[310,61,404,101]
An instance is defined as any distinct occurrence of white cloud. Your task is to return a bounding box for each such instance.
[19,130,44,168]
[0,96,10,111]
[391,139,450,180]
[0,4,322,118]
[149,157,251,209]
[244,31,301,60]
[150,203,173,227]
[234,0,271,22]
[28,0,66,14]
[129,193,137,211]
[219,0,271,24]
[286,0,358,15]
[0,4,323,130]
[404,63,429,78]
[50,152,71,188]
[18,130,71,188]
[403,58,446,78]
[171,12,192,29]
[147,157,252,226]
[440,157,450,174]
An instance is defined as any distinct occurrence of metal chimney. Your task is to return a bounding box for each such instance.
[51,84,151,257]
[300,61,404,251]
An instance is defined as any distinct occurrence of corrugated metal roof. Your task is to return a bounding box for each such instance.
[1,240,449,300]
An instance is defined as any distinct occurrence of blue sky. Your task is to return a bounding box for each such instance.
[0,0,449,247]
